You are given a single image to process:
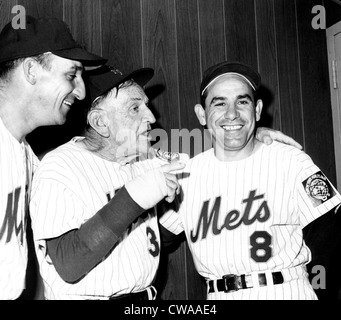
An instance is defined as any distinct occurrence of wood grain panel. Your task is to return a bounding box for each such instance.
[18,0,63,19]
[223,0,258,69]
[142,0,180,148]
[255,0,280,130]
[198,0,225,72]
[296,0,336,183]
[273,0,304,146]
[101,0,143,71]
[175,0,204,158]
[0,0,18,30]
[63,0,102,56]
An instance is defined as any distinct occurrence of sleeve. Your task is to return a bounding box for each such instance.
[295,151,341,228]
[45,187,144,283]
[159,189,185,235]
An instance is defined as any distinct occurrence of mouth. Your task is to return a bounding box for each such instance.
[63,99,73,108]
[221,125,243,131]
[139,129,152,141]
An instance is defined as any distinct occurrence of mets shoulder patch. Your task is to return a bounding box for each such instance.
[302,171,336,207]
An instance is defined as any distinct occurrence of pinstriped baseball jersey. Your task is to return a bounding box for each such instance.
[160,141,341,300]
[30,137,168,300]
[0,117,39,300]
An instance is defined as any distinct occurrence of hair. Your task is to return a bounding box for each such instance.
[200,85,259,109]
[0,52,52,84]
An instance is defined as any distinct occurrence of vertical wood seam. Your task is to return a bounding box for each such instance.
[294,0,306,150]
[140,0,145,67]
[99,0,102,57]
[254,0,260,71]
[197,0,203,82]
[272,0,283,131]
[223,0,227,60]
[174,0,181,132]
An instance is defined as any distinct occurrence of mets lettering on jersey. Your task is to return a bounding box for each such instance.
[0,187,25,244]
[190,190,270,242]
[160,141,341,300]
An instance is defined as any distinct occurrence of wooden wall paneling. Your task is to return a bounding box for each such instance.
[142,0,186,300]
[63,0,102,57]
[295,0,337,183]
[18,0,63,19]
[223,0,258,69]
[175,1,206,299]
[101,0,143,71]
[197,0,225,72]
[273,0,304,147]
[255,0,281,130]
[0,0,18,30]
[175,0,204,158]
[142,0,180,147]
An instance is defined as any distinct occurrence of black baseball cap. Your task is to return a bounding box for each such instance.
[0,15,107,66]
[85,65,154,104]
[200,61,261,95]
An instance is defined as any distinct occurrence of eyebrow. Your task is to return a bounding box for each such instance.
[68,65,84,72]
[127,96,149,105]
[209,94,253,105]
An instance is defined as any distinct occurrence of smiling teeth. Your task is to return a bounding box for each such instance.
[64,101,72,106]
[222,125,242,131]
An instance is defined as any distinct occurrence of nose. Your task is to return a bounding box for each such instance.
[224,104,240,121]
[144,106,156,124]
[73,77,86,101]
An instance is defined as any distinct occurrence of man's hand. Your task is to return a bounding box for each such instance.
[256,127,303,150]
[125,161,186,210]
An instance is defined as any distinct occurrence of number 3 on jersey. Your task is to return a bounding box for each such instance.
[250,231,272,262]
[146,227,160,257]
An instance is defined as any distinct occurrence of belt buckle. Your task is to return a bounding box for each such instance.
[222,274,240,293]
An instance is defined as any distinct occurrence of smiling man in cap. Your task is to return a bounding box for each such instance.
[0,15,106,300]
[160,61,341,300]
[29,65,186,300]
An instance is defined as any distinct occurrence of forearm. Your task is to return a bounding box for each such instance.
[46,187,145,283]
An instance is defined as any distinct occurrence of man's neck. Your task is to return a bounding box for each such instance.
[213,139,261,162]
[0,107,30,142]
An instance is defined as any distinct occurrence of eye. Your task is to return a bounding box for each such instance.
[66,74,77,81]
[237,99,251,106]
[213,102,226,107]
[130,105,140,114]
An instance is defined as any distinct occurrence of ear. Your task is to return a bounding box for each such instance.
[194,104,206,126]
[87,110,109,137]
[255,99,263,122]
[22,58,40,85]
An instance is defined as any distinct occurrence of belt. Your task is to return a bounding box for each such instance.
[109,287,156,301]
[208,271,284,293]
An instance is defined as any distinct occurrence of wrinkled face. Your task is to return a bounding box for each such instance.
[102,82,156,159]
[35,54,85,126]
[198,74,262,158]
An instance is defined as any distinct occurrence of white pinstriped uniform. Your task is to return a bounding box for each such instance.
[30,137,169,300]
[0,117,39,300]
[160,141,341,300]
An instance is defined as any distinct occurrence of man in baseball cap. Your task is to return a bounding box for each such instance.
[159,60,341,300]
[0,15,106,300]
[29,64,187,300]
